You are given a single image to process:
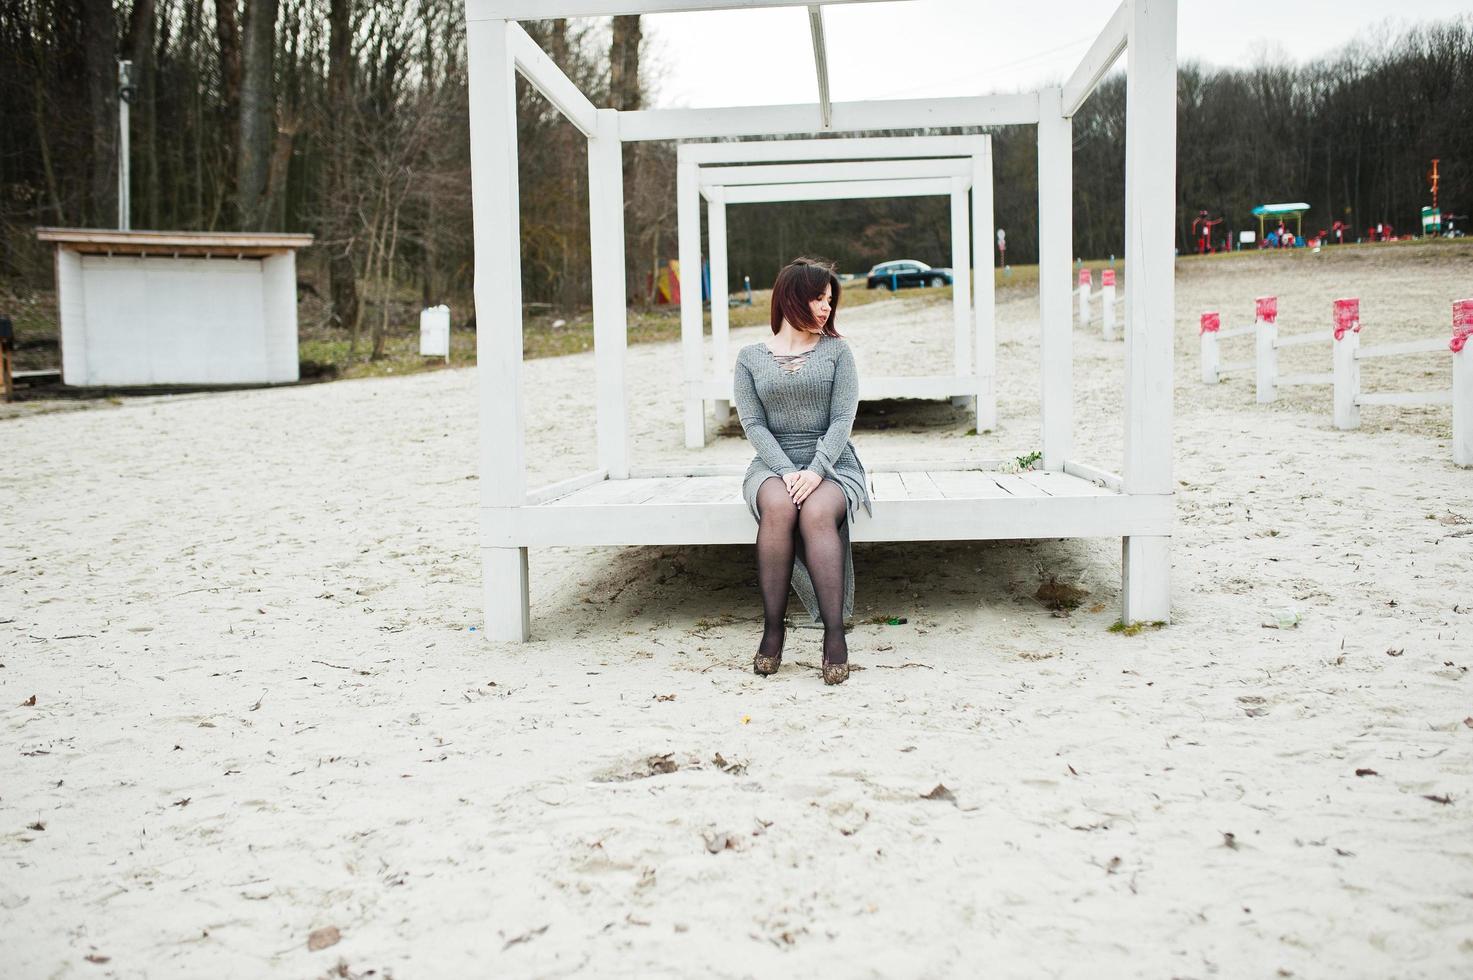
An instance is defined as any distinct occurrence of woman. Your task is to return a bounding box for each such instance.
[732,257,871,686]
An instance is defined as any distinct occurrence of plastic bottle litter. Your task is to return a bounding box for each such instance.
[1263,606,1302,629]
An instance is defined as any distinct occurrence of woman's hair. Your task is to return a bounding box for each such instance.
[770,256,841,337]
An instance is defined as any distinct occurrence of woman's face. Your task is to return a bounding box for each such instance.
[805,284,833,332]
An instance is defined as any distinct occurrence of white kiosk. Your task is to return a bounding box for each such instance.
[37,228,313,386]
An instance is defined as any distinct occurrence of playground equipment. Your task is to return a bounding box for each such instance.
[679,137,994,444]
[464,0,1179,639]
[1252,203,1309,245]
[1199,296,1471,467]
[1191,210,1225,254]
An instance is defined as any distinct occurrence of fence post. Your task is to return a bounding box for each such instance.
[1077,267,1091,328]
[1332,297,1361,430]
[1453,298,1473,467]
[1199,312,1220,383]
[1255,295,1278,404]
[1101,269,1117,341]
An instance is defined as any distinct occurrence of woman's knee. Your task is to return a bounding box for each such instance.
[797,484,846,531]
[756,478,798,527]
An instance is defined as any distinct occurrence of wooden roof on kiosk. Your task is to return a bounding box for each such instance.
[35,228,314,257]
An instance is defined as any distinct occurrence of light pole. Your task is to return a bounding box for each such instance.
[117,59,134,230]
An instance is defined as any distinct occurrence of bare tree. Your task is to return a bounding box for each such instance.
[235,0,278,229]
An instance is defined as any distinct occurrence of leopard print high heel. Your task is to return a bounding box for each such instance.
[753,624,784,676]
[821,658,849,685]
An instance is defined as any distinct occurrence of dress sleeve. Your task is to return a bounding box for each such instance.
[734,355,799,476]
[808,342,859,480]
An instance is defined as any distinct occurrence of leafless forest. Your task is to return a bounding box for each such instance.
[2,3,1469,335]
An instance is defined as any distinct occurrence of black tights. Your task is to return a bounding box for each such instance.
[755,477,849,664]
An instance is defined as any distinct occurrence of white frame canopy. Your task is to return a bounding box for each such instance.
[679,136,995,447]
[465,0,1177,641]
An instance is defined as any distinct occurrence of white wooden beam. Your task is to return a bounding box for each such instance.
[808,5,832,129]
[707,185,731,420]
[680,133,991,165]
[1037,87,1072,471]
[699,158,971,186]
[677,158,706,448]
[468,0,903,19]
[1121,0,1177,625]
[467,17,530,641]
[949,177,972,383]
[722,176,955,204]
[482,493,1172,548]
[588,109,630,478]
[507,22,599,136]
[972,138,997,431]
[621,94,1040,142]
[1062,2,1128,117]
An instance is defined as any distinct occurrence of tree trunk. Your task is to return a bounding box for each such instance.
[82,0,118,227]
[609,15,642,111]
[128,0,158,228]
[327,0,359,329]
[214,0,241,217]
[235,0,278,230]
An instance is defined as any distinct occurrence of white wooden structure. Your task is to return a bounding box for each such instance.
[36,228,312,386]
[465,0,1177,640]
[1333,298,1470,466]
[1076,267,1124,339]
[1202,296,1471,467]
[678,135,996,446]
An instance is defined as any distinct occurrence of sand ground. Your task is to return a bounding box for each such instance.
[3,242,1471,978]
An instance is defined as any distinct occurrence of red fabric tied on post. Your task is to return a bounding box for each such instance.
[1332,298,1361,341]
[1079,268,1092,286]
[1200,312,1220,335]
[1255,296,1278,324]
[1452,298,1473,353]
[1102,269,1115,287]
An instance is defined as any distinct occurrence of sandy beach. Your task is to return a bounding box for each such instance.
[3,242,1471,977]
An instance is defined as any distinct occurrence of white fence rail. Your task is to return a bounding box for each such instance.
[1074,268,1125,340]
[1201,295,1472,467]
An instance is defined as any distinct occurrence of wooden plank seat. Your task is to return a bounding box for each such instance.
[689,374,986,404]
[482,465,1170,549]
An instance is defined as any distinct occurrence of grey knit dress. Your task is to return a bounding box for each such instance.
[733,335,872,623]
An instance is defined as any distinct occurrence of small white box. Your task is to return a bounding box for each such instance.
[419,305,450,359]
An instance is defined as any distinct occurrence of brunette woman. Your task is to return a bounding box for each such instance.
[732,257,871,685]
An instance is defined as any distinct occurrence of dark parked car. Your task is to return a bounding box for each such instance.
[865,260,953,290]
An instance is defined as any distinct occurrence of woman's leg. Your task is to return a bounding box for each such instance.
[795,481,850,668]
[755,477,799,662]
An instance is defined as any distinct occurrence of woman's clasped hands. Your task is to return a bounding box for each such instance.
[784,469,823,506]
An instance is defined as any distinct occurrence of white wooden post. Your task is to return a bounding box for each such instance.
[1120,0,1177,625]
[1199,312,1220,383]
[1101,268,1117,341]
[949,176,972,407]
[467,17,529,641]
[1037,87,1072,471]
[1331,297,1360,431]
[1077,267,1091,328]
[1453,299,1473,467]
[1255,295,1278,404]
[588,108,630,479]
[677,158,705,448]
[973,140,997,431]
[707,186,731,421]
[1332,332,1360,430]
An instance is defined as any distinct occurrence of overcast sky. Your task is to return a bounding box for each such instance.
[632,0,1468,108]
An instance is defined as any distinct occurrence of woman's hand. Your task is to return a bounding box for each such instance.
[788,469,823,506]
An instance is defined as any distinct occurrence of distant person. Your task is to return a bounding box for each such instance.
[733,257,870,686]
